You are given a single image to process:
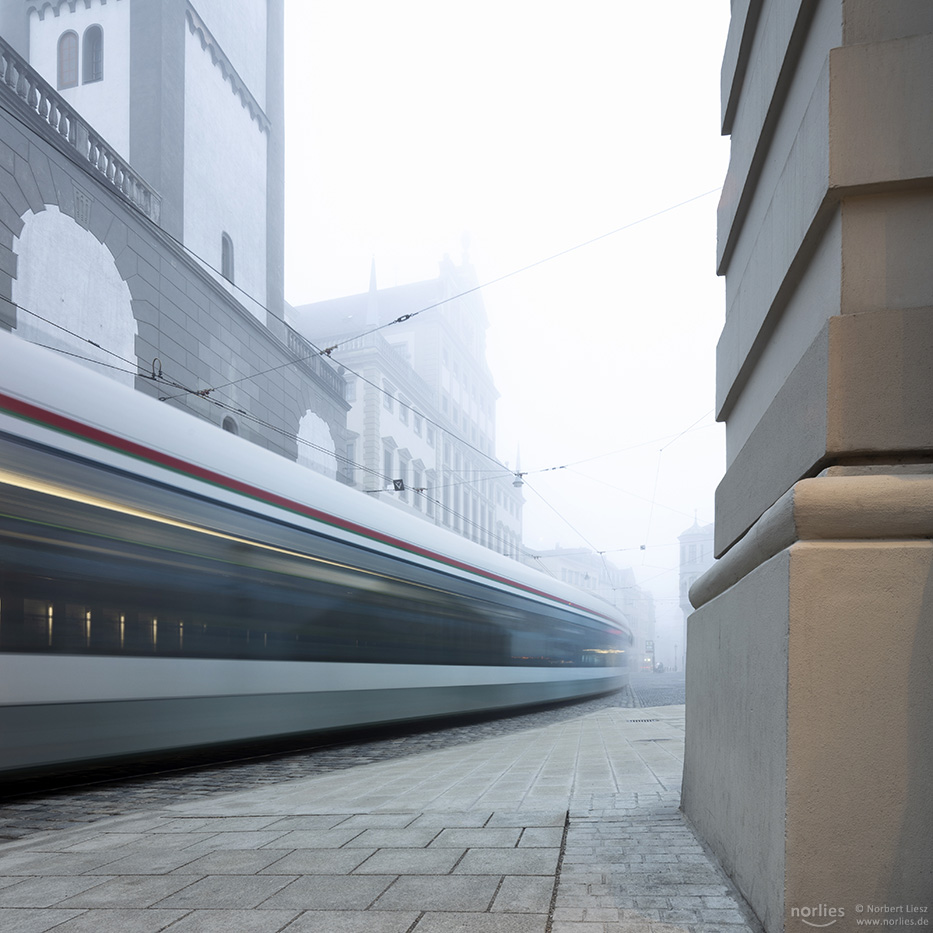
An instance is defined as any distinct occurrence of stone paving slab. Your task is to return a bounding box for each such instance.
[0,705,763,931]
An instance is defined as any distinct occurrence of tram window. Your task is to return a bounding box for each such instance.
[8,599,54,651]
[122,613,154,654]
[54,603,90,651]
[0,521,629,665]
[88,609,125,652]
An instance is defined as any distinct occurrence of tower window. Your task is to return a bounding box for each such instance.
[221,233,234,283]
[57,31,78,89]
[82,26,103,83]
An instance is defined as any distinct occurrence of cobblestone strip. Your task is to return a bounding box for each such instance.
[0,688,639,845]
[629,673,686,709]
[0,677,685,846]
[552,795,763,933]
[545,811,571,932]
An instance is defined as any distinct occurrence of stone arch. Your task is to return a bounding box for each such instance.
[297,410,337,478]
[12,205,136,387]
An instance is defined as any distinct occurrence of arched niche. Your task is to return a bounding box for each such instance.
[297,410,337,478]
[12,205,136,387]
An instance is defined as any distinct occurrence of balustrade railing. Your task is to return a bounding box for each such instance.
[286,327,346,397]
[327,331,435,401]
[0,35,161,224]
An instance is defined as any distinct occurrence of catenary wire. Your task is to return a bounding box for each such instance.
[7,327,526,553]
[5,324,524,551]
[526,413,718,473]
[3,296,394,488]
[7,296,522,535]
[0,96,713,572]
[12,300,711,561]
[13,301,712,556]
[563,467,713,525]
[521,478,602,554]
[317,187,723,355]
[153,184,722,401]
[0,85,721,464]
[0,92,721,503]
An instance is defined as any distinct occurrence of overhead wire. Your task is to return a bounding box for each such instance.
[18,289,717,560]
[521,478,601,554]
[562,467,712,525]
[0,82,724,402]
[316,187,723,356]
[326,355,513,474]
[4,296,393,488]
[14,288,717,562]
[0,89,721,471]
[5,309,525,552]
[8,293,524,540]
[521,477,657,597]
[642,408,715,559]
[0,92,722,573]
[153,185,722,404]
[523,416,718,474]
[6,298,145,376]
[8,328,526,553]
[659,408,715,452]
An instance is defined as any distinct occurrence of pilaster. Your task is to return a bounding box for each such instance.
[130,0,186,240]
[264,0,285,334]
[684,1,933,928]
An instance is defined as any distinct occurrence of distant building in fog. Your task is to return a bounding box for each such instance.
[288,253,524,558]
[678,518,714,671]
[526,546,656,670]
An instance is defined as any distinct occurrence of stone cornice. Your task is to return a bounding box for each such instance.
[26,1,121,21]
[690,469,933,609]
[185,1,270,134]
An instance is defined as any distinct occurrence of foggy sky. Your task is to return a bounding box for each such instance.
[282,2,732,665]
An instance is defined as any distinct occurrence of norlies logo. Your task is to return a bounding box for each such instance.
[791,905,846,927]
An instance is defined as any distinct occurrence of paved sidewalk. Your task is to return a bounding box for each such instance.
[0,705,760,932]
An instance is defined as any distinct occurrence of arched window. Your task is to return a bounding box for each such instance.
[57,31,78,89]
[221,233,234,283]
[82,25,103,83]
[221,416,239,435]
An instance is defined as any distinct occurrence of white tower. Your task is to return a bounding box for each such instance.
[1,0,285,329]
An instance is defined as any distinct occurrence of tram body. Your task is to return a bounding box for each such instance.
[0,333,631,775]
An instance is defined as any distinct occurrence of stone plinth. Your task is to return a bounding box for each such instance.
[683,2,933,929]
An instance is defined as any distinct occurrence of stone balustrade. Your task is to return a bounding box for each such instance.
[286,327,347,398]
[327,330,435,403]
[0,35,161,224]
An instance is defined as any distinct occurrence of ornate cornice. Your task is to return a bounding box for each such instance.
[26,1,120,22]
[689,469,933,609]
[185,2,270,134]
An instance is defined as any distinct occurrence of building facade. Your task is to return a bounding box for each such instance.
[682,2,933,929]
[677,519,713,673]
[289,255,525,557]
[7,0,285,327]
[0,0,351,467]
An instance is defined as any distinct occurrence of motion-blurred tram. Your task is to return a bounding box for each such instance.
[0,332,632,776]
